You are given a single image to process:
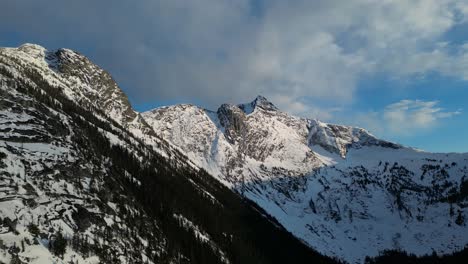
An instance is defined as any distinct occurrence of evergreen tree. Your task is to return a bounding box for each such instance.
[51,231,67,258]
[455,211,465,226]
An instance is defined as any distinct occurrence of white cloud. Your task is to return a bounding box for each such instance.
[246,0,468,106]
[268,94,342,120]
[1,0,468,111]
[351,100,461,136]
[383,100,461,133]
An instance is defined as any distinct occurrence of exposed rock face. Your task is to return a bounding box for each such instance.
[1,43,338,264]
[307,119,401,158]
[217,104,248,143]
[0,44,226,264]
[10,44,136,124]
[0,44,167,263]
[4,42,467,264]
[53,48,137,124]
[143,95,468,263]
[238,95,279,113]
[0,43,184,160]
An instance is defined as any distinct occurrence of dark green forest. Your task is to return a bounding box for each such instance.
[365,247,468,264]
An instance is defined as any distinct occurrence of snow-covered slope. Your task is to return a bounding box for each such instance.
[0,44,225,263]
[0,48,163,263]
[2,42,466,263]
[143,96,468,263]
[0,44,339,264]
[0,43,187,163]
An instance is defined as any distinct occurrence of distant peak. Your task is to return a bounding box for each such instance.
[254,95,268,102]
[239,95,278,114]
[19,43,46,50]
[17,43,47,57]
[14,43,83,63]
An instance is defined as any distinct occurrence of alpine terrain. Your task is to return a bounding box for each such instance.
[0,43,467,264]
[143,97,468,263]
[0,43,336,264]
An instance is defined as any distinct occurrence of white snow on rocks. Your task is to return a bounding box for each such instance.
[143,96,468,263]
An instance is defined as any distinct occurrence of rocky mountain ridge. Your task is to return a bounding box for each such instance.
[143,95,468,263]
[1,43,467,264]
[0,43,335,264]
[1,43,184,162]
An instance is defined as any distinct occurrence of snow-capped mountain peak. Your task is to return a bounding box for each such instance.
[54,47,136,124]
[143,97,468,263]
[3,43,467,264]
[17,43,48,56]
[238,95,278,114]
[307,118,401,158]
[2,43,140,126]
[0,44,187,161]
[3,43,334,264]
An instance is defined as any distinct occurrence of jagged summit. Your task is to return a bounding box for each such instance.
[143,93,468,263]
[17,43,47,55]
[4,44,138,125]
[2,43,468,264]
[0,43,180,159]
[2,43,335,264]
[238,95,278,114]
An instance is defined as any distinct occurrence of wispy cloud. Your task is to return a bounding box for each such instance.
[268,94,343,120]
[383,100,461,133]
[353,100,461,135]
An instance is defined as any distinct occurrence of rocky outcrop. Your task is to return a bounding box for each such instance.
[217,104,248,143]
[143,95,468,263]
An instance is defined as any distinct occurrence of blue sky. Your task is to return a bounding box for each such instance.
[1,0,468,152]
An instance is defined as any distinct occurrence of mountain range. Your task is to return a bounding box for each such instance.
[0,43,467,264]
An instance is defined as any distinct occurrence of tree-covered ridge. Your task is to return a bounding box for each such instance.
[0,46,338,264]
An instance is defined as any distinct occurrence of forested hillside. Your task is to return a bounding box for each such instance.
[0,44,337,263]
